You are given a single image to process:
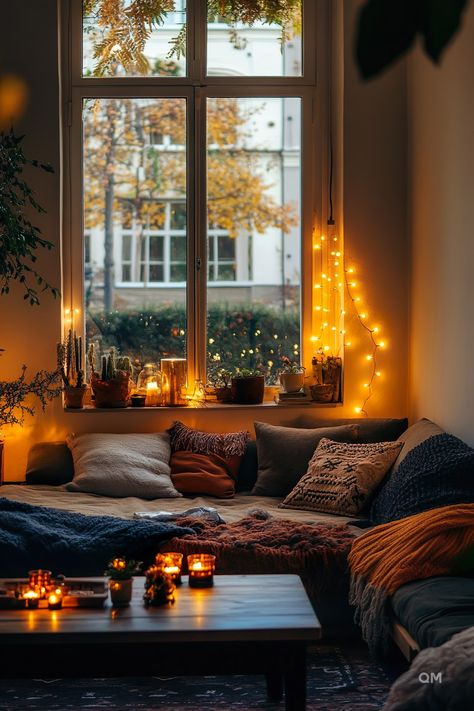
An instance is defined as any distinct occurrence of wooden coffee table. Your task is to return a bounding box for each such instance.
[0,574,321,710]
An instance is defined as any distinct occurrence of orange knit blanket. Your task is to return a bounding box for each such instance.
[349,504,474,655]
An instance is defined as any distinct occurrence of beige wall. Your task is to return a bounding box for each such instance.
[408,6,474,446]
[0,0,408,480]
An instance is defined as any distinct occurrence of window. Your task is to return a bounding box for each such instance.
[65,0,325,389]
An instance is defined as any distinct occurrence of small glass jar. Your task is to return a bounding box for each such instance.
[137,363,162,406]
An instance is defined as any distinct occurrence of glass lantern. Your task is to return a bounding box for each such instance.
[137,363,162,406]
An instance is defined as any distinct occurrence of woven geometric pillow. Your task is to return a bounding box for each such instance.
[280,438,403,517]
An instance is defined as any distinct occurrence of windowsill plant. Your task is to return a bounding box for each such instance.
[57,330,87,408]
[88,344,133,408]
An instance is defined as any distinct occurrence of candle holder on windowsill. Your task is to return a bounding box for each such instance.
[187,554,216,588]
[155,552,183,585]
[161,358,187,407]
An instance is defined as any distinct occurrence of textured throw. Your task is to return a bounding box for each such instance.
[161,510,356,598]
[348,503,474,656]
[0,498,193,577]
[371,433,474,524]
[168,420,249,457]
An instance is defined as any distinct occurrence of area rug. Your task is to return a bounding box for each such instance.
[0,643,401,710]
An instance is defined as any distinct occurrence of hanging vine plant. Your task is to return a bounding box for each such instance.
[0,130,59,306]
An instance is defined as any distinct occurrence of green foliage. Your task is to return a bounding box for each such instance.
[356,0,468,79]
[0,130,59,306]
[86,304,299,382]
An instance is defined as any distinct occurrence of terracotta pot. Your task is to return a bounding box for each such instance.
[280,371,305,393]
[91,373,131,408]
[64,385,87,409]
[109,578,133,606]
[231,376,265,405]
[310,383,335,403]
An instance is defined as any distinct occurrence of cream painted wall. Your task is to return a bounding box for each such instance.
[0,0,408,481]
[409,5,474,446]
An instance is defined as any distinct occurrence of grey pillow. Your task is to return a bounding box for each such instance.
[66,433,181,499]
[252,421,360,497]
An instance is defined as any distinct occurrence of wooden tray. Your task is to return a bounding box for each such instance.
[0,577,108,609]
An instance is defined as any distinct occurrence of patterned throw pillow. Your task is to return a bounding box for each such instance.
[371,433,474,524]
[167,421,250,498]
[280,438,403,516]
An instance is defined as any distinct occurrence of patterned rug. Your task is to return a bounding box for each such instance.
[0,642,402,710]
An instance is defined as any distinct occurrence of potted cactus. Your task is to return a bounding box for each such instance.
[57,330,87,408]
[88,345,132,408]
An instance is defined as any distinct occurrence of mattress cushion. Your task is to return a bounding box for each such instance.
[391,576,474,649]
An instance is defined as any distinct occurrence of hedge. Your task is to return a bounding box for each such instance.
[87,304,300,380]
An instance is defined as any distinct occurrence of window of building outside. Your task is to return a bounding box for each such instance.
[67,0,322,392]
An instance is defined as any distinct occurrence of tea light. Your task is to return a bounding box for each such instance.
[23,590,40,609]
[47,592,63,610]
[155,553,183,585]
[187,554,216,588]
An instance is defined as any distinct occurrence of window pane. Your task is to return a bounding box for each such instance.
[207,1,302,77]
[170,202,186,230]
[206,97,301,382]
[149,235,164,260]
[83,97,187,365]
[82,1,187,78]
[170,235,186,261]
[170,264,186,281]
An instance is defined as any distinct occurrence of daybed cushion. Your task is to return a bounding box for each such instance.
[289,417,408,443]
[371,432,474,523]
[65,433,181,499]
[390,417,444,474]
[252,421,360,497]
[26,441,74,486]
[391,576,474,649]
[280,438,402,516]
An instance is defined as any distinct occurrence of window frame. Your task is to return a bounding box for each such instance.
[62,0,332,391]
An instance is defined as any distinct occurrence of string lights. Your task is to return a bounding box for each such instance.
[343,264,386,416]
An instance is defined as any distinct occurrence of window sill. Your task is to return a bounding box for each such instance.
[64,401,342,413]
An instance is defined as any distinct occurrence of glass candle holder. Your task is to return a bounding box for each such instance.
[23,590,40,609]
[137,363,162,405]
[187,554,216,588]
[161,358,187,406]
[155,552,183,585]
[28,569,52,598]
[47,591,63,610]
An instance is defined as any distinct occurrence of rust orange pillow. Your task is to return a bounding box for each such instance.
[170,451,240,498]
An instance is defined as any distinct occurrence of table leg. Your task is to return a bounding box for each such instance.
[266,671,283,701]
[284,645,306,711]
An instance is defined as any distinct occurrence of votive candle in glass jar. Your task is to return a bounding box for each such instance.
[161,358,187,406]
[155,552,183,585]
[187,554,216,588]
[28,569,52,598]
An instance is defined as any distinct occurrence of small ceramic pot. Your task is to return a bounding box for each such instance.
[310,383,335,403]
[109,578,133,606]
[64,385,87,409]
[280,371,305,393]
[231,376,265,405]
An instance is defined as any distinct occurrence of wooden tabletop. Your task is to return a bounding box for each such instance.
[0,575,321,645]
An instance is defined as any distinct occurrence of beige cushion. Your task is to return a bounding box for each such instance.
[391,418,444,473]
[280,438,403,516]
[66,433,181,499]
[252,422,360,497]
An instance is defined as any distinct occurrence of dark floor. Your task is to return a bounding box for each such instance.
[0,640,406,710]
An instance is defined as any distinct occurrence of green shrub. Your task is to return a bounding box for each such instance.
[86,304,300,381]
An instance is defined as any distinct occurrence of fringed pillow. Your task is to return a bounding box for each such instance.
[280,438,402,516]
[168,421,250,498]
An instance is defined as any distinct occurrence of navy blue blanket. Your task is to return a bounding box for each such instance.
[0,498,194,577]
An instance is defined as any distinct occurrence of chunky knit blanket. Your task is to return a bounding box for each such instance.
[0,498,193,577]
[161,509,355,599]
[349,503,474,656]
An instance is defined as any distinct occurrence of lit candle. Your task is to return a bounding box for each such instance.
[187,554,216,588]
[23,590,40,609]
[155,553,183,585]
[145,381,160,406]
[47,592,63,610]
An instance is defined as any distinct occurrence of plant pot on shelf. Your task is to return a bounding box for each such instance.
[91,372,131,408]
[310,383,335,403]
[64,385,88,409]
[215,386,233,403]
[231,376,265,405]
[280,371,305,394]
[108,578,133,606]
